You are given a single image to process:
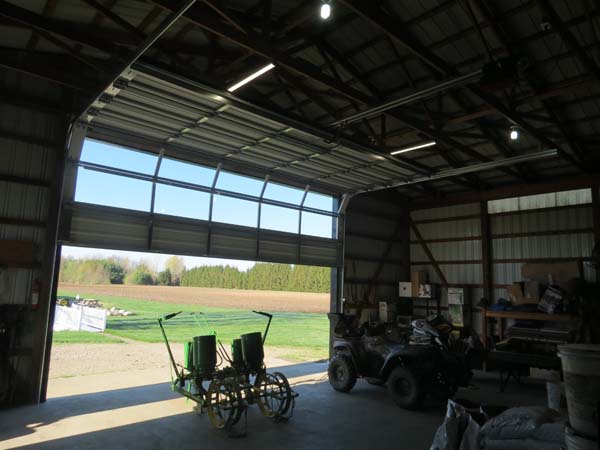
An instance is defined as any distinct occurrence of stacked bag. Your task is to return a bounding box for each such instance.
[430,403,566,450]
[480,407,565,450]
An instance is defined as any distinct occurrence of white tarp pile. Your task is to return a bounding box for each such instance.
[54,304,107,332]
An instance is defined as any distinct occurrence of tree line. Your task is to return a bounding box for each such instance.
[180,263,330,293]
[59,257,330,293]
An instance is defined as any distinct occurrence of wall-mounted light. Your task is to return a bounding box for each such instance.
[227,63,275,92]
[390,140,436,155]
[509,126,520,141]
[320,1,332,20]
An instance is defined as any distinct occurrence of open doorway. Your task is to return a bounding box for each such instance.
[48,247,331,399]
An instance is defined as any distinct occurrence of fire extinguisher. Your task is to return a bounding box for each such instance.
[31,279,40,311]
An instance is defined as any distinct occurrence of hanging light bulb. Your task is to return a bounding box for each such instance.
[320,1,331,20]
[509,126,520,141]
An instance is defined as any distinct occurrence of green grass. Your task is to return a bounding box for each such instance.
[55,290,329,360]
[52,331,124,344]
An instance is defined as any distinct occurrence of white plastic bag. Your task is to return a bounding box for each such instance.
[430,400,481,450]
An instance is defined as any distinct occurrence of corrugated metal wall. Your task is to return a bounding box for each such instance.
[408,187,599,336]
[491,202,596,302]
[343,193,409,310]
[0,67,68,405]
[410,203,485,331]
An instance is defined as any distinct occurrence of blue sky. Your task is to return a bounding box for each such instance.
[65,140,335,270]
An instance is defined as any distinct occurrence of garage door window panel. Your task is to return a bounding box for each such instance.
[75,169,151,212]
[261,204,300,233]
[154,184,210,220]
[81,140,158,175]
[212,195,258,228]
[158,157,215,186]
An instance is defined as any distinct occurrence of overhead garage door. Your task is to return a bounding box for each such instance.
[58,64,363,267]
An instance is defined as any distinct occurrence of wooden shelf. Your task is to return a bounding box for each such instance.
[484,310,572,322]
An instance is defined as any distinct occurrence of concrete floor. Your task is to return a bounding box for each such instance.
[0,364,547,450]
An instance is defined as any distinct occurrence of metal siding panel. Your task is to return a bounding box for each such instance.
[411,240,482,262]
[0,72,60,306]
[411,203,480,220]
[493,233,594,259]
[491,207,593,234]
[493,263,522,285]
[411,219,480,240]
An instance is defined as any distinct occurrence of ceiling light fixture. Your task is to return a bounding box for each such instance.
[390,140,436,155]
[227,63,275,92]
[320,1,331,20]
[509,126,520,141]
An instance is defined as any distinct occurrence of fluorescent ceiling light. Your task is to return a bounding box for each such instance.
[390,140,436,155]
[227,63,275,92]
[320,2,331,19]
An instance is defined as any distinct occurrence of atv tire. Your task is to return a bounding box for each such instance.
[328,354,357,392]
[387,366,424,410]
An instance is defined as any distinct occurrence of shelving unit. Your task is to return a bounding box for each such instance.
[482,308,574,348]
[484,310,571,322]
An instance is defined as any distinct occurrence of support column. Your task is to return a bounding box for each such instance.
[480,201,494,349]
[592,183,600,281]
[32,116,71,404]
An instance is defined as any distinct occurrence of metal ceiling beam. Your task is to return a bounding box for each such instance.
[149,0,523,191]
[0,2,117,55]
[147,2,442,181]
[78,0,198,119]
[330,70,482,127]
[338,0,585,172]
[536,0,600,82]
[0,49,97,91]
[361,149,559,194]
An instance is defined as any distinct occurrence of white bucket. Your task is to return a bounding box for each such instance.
[565,424,598,450]
[558,344,600,439]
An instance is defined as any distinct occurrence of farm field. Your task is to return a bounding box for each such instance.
[50,285,330,378]
[58,283,329,313]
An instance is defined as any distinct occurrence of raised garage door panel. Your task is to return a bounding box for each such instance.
[62,202,341,267]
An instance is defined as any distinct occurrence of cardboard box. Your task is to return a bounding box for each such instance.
[507,281,541,305]
[411,270,429,296]
[521,262,581,286]
[398,282,412,298]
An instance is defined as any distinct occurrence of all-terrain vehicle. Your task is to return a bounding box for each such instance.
[327,313,477,410]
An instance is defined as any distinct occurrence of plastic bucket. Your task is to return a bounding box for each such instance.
[565,424,598,450]
[558,344,600,439]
